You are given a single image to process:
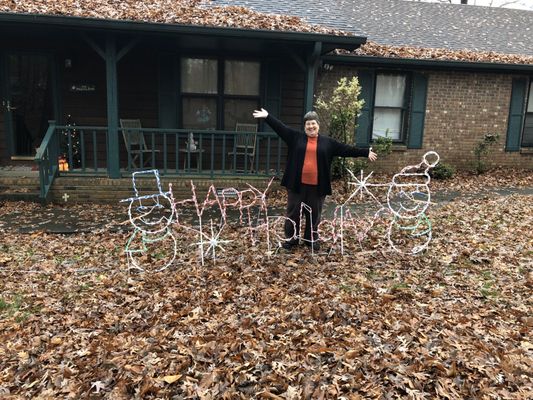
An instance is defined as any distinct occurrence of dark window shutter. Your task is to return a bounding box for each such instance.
[407,72,428,149]
[158,54,177,129]
[506,78,527,152]
[355,70,375,147]
[263,60,281,132]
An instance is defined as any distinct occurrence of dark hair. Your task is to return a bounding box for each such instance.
[303,111,320,125]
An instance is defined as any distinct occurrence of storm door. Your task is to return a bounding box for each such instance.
[4,54,55,158]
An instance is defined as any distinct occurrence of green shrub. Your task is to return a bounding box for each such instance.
[474,133,500,174]
[350,159,369,173]
[316,77,365,180]
[372,132,393,157]
[430,162,455,180]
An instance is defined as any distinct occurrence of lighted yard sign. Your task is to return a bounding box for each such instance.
[121,152,439,270]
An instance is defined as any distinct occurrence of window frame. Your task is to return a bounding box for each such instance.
[370,71,412,143]
[179,56,261,130]
[521,78,533,148]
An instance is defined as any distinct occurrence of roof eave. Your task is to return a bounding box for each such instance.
[0,12,366,49]
[324,54,533,72]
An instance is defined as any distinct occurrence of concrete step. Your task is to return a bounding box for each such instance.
[0,177,40,186]
[0,191,41,203]
[0,175,41,202]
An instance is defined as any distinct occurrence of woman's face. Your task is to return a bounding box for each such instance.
[305,120,319,138]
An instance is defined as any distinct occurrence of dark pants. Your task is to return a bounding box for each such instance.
[285,185,326,244]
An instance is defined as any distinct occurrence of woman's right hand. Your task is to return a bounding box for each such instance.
[253,108,268,119]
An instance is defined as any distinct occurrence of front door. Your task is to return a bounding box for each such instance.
[4,53,55,158]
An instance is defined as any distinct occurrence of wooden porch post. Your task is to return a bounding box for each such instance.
[304,42,322,113]
[105,35,120,178]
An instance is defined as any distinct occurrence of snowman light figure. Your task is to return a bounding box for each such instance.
[386,151,439,254]
[121,170,177,272]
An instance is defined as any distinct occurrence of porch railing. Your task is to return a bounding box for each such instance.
[36,124,286,200]
[34,121,60,201]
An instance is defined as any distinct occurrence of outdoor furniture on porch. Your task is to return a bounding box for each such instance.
[120,119,159,168]
[228,122,258,171]
[179,148,205,172]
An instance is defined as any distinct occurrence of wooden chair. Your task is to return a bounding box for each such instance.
[228,122,258,171]
[120,119,159,168]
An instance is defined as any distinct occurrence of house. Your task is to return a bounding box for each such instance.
[0,0,531,202]
[216,0,533,171]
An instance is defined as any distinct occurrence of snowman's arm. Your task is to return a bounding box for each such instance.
[125,229,147,253]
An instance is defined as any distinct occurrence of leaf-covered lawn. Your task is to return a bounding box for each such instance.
[0,174,532,399]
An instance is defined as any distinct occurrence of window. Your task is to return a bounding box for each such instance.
[372,74,409,141]
[523,80,533,147]
[180,58,260,130]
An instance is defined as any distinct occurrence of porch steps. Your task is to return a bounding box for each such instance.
[48,175,280,204]
[0,176,41,203]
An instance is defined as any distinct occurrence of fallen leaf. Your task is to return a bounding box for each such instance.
[161,375,182,384]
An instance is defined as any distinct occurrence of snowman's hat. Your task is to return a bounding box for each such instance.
[392,166,431,186]
[392,151,440,186]
[120,169,167,202]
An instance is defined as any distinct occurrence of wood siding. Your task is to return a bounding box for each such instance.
[0,110,6,163]
[280,64,304,130]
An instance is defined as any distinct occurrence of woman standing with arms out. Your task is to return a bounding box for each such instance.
[253,108,378,251]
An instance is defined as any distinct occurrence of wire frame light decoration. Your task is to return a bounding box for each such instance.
[329,151,439,255]
[386,151,440,254]
[121,170,177,272]
[121,152,439,269]
[314,151,440,256]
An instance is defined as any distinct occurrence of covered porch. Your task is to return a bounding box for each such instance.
[0,12,365,201]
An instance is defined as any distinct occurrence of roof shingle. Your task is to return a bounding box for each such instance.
[213,0,533,57]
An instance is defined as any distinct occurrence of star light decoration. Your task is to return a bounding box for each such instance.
[121,152,440,270]
[194,219,232,264]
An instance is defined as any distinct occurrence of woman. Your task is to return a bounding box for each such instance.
[253,108,377,251]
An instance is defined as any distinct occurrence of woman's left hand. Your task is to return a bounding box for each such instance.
[368,147,378,162]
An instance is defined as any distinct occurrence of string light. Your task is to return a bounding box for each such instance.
[121,170,177,272]
[121,152,439,269]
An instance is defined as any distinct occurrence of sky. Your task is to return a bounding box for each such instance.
[409,0,533,10]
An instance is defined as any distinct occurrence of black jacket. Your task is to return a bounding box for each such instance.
[265,114,369,196]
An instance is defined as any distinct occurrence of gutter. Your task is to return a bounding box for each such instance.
[0,13,366,48]
[323,54,533,73]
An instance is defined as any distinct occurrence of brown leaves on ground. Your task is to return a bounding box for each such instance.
[0,172,532,398]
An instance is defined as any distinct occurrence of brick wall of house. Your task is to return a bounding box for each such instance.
[316,66,533,172]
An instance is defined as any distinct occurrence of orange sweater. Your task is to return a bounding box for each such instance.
[301,136,318,185]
